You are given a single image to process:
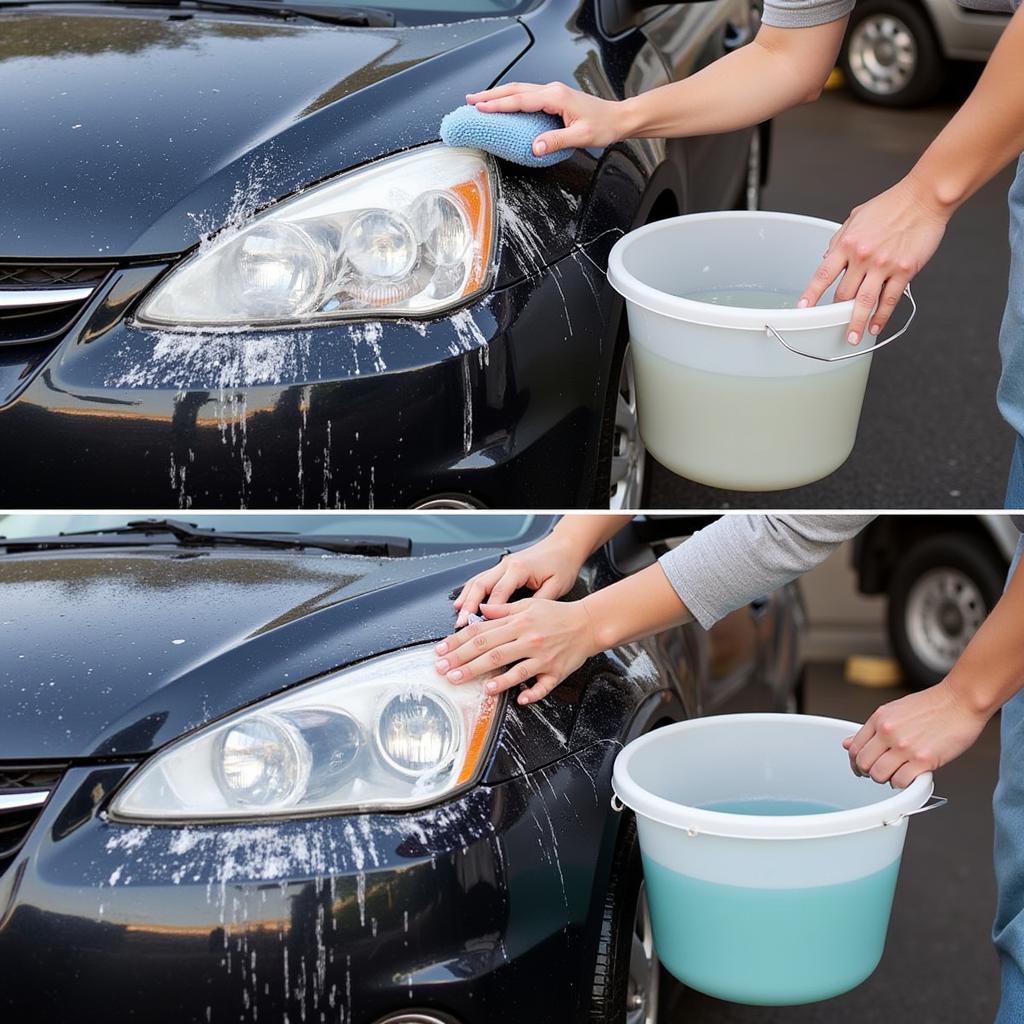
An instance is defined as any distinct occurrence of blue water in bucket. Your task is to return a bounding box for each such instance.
[644,797,900,1004]
[700,799,840,816]
[643,855,901,1005]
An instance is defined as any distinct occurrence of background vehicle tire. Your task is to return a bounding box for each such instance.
[589,815,673,1024]
[593,324,649,509]
[887,533,1005,690]
[840,0,943,107]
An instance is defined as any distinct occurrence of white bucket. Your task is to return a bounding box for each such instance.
[611,714,941,1005]
[607,212,916,491]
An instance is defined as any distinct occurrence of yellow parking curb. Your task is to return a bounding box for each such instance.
[825,67,845,91]
[844,655,903,689]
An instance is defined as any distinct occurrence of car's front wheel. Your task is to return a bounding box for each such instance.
[594,336,648,509]
[589,816,673,1023]
[840,0,943,107]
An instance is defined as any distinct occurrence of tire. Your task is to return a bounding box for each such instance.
[591,321,649,509]
[840,0,944,108]
[588,815,673,1024]
[887,532,1006,690]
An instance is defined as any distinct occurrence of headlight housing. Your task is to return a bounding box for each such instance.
[136,146,495,328]
[110,646,500,821]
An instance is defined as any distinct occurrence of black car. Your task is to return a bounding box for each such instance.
[0,0,765,511]
[0,513,801,1023]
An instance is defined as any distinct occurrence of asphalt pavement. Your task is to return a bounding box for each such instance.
[667,660,1002,1023]
[646,79,1017,510]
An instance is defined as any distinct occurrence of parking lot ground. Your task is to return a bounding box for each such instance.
[647,83,1017,510]
[667,660,1002,1023]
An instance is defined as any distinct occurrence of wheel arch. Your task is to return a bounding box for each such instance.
[853,515,1009,595]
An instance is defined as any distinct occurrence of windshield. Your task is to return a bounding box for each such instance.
[0,513,538,546]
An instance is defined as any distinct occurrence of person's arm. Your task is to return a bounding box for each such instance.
[435,514,872,704]
[800,7,1024,344]
[846,554,1024,789]
[452,513,632,625]
[466,21,846,158]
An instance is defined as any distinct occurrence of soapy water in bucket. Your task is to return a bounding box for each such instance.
[631,345,872,491]
[644,854,900,1005]
[653,797,895,1004]
[681,287,803,310]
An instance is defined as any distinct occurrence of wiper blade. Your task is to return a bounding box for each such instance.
[0,0,397,26]
[0,518,412,557]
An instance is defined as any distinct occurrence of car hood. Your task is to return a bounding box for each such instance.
[0,544,502,759]
[0,7,531,259]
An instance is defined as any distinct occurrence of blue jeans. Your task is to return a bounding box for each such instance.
[1007,435,1024,509]
[1002,155,1024,508]
[994,538,1024,1023]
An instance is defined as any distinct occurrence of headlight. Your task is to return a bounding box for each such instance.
[136,146,495,327]
[110,646,499,820]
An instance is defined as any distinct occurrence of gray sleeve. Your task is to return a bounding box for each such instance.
[659,514,875,629]
[761,0,855,28]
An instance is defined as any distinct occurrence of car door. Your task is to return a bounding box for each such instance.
[638,0,761,212]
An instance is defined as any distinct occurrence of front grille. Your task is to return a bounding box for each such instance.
[0,262,113,347]
[0,265,109,290]
[0,763,65,876]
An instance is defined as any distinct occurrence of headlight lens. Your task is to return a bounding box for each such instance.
[136,146,495,327]
[110,646,499,820]
[376,693,456,777]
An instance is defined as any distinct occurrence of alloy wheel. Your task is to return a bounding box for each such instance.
[608,345,646,510]
[627,882,660,1024]
[904,567,986,675]
[847,14,918,97]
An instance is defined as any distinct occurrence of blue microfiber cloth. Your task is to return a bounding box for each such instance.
[440,104,574,168]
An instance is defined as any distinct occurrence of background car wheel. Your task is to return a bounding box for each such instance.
[887,533,1005,690]
[589,815,672,1024]
[840,0,943,107]
[594,334,648,509]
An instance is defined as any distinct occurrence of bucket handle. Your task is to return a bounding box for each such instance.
[765,285,916,364]
[883,793,948,827]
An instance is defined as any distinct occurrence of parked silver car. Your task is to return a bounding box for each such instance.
[840,0,1008,105]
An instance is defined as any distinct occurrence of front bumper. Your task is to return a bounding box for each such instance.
[0,741,619,1024]
[0,240,618,509]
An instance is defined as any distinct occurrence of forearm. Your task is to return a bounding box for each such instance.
[944,557,1024,717]
[548,513,633,564]
[659,513,874,629]
[616,22,845,141]
[581,562,691,652]
[907,7,1024,214]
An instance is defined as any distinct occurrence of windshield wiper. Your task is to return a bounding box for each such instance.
[0,518,412,557]
[0,0,397,26]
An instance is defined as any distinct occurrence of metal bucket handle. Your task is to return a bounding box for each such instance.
[765,284,916,363]
[883,793,947,827]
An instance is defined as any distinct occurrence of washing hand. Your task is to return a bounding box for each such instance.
[435,598,599,705]
[800,174,949,345]
[843,678,991,789]
[452,534,587,627]
[465,82,627,159]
